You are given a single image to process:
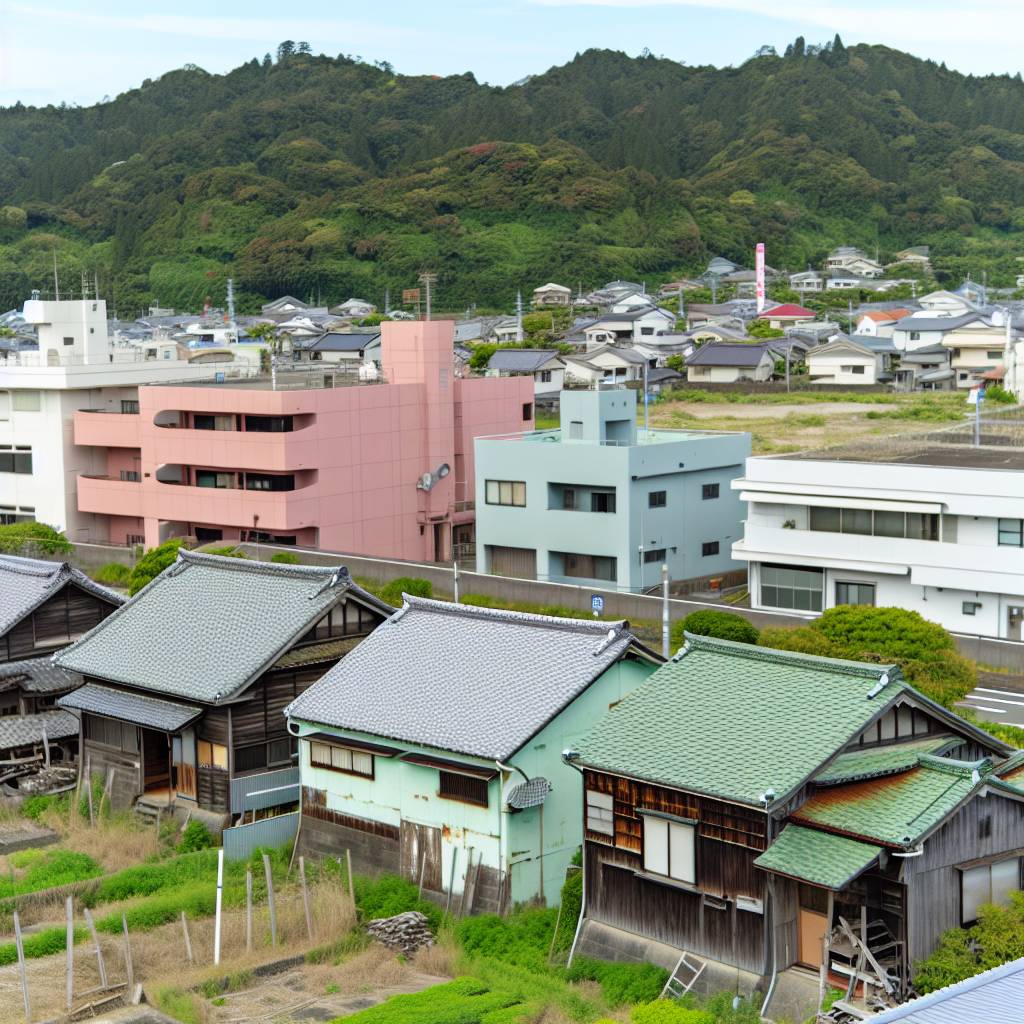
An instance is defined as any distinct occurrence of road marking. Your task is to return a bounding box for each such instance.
[969,706,1007,714]
[975,686,1024,698]
[965,694,1024,707]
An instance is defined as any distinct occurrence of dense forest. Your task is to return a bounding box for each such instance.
[4,38,1024,314]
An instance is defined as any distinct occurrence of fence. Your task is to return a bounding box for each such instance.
[222,811,299,861]
[230,766,300,815]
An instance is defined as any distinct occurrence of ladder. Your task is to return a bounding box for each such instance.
[660,950,706,1000]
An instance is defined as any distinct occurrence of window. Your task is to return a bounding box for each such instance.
[586,789,614,836]
[760,564,823,612]
[810,507,938,541]
[198,740,228,770]
[438,770,488,806]
[649,490,667,508]
[245,415,293,433]
[702,483,720,500]
[568,420,583,440]
[119,469,140,482]
[644,548,667,564]
[194,414,235,431]
[0,446,32,474]
[561,552,617,582]
[269,737,295,765]
[562,487,576,511]
[910,331,921,341]
[0,506,34,525]
[121,399,139,415]
[987,350,1003,360]
[998,519,1023,547]
[836,581,876,606]
[539,370,552,383]
[234,744,268,773]
[195,471,234,489]
[962,857,1021,923]
[522,402,533,421]
[84,715,138,753]
[309,740,374,777]
[485,480,526,507]
[963,601,982,616]
[63,336,74,346]
[702,541,720,557]
[12,391,40,411]
[642,814,696,884]
[245,473,295,492]
[590,490,616,514]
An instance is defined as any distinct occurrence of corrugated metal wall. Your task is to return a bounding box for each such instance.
[223,811,299,861]
[230,766,300,814]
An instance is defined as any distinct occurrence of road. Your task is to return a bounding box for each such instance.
[960,671,1024,729]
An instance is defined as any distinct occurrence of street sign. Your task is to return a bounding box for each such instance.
[402,288,420,305]
[591,594,604,616]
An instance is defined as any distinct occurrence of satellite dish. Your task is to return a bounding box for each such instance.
[416,463,451,491]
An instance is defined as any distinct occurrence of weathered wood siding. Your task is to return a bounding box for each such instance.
[902,790,1024,965]
[80,740,140,811]
[197,765,229,812]
[0,583,117,662]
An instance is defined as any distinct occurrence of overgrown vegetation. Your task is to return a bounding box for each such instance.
[0,848,101,900]
[92,561,131,586]
[0,522,72,556]
[671,610,759,649]
[377,576,433,607]
[270,551,300,564]
[127,538,190,594]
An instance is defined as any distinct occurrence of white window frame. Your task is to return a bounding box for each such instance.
[585,789,614,837]
[641,812,696,884]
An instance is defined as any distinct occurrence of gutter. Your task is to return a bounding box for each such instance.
[561,750,587,968]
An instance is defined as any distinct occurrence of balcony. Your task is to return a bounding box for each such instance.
[77,475,144,517]
[149,424,320,473]
[152,480,319,532]
[74,409,142,449]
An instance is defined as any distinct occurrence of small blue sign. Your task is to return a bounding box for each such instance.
[591,594,604,615]
[215,371,225,383]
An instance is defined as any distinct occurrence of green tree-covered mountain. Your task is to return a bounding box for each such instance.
[4,40,1024,313]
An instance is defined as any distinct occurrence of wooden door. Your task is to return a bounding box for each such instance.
[798,908,828,969]
[141,729,171,793]
[400,821,442,892]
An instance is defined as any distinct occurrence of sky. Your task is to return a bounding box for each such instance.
[2,0,1023,108]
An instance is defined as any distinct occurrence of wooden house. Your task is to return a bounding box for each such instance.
[0,555,121,766]
[570,635,1023,1019]
[55,552,391,819]
[287,597,661,913]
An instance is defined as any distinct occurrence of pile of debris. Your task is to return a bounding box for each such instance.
[366,911,434,955]
[6,763,77,795]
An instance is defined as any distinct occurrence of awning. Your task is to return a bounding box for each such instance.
[740,492,943,514]
[400,752,499,780]
[58,683,201,733]
[753,825,881,890]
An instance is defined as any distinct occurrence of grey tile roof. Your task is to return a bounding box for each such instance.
[685,342,774,367]
[0,709,79,750]
[894,314,983,332]
[0,555,122,637]
[300,332,380,352]
[488,349,562,373]
[286,597,656,761]
[54,552,391,704]
[868,955,1024,1023]
[58,682,201,731]
[0,657,82,695]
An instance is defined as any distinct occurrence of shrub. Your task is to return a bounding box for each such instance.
[93,561,131,586]
[756,625,835,657]
[0,925,81,966]
[204,544,248,558]
[378,576,433,607]
[177,819,214,852]
[127,538,190,595]
[457,909,556,971]
[0,849,101,898]
[566,958,668,1006]
[984,384,1017,404]
[20,791,70,821]
[552,869,582,953]
[353,873,442,930]
[0,522,73,556]
[270,551,300,564]
[631,1004,715,1024]
[671,610,759,650]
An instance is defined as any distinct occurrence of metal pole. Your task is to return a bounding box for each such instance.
[662,564,670,659]
[121,914,134,995]
[65,896,74,1011]
[14,910,30,1023]
[785,348,791,393]
[213,848,224,965]
[643,362,649,435]
[245,869,253,952]
[975,391,982,447]
[453,561,459,603]
[263,853,277,946]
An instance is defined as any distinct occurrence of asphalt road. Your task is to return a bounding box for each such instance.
[961,671,1024,729]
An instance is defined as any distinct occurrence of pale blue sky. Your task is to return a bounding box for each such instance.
[2,0,1022,108]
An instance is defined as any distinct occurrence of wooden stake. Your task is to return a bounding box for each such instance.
[245,869,253,953]
[180,911,193,965]
[121,914,134,994]
[83,907,107,989]
[98,767,114,818]
[13,910,30,1023]
[444,847,459,916]
[66,895,74,1011]
[262,853,277,947]
[86,773,95,826]
[417,848,427,899]
[299,856,313,940]
[345,849,355,911]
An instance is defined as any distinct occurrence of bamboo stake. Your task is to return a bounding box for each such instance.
[262,853,277,947]
[13,910,30,1023]
[66,896,74,1011]
[83,908,107,989]
[345,849,355,911]
[245,869,253,953]
[86,774,95,826]
[121,914,134,994]
[98,766,114,818]
[299,856,313,940]
[417,848,427,898]
[180,911,193,965]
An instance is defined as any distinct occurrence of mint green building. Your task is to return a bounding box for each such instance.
[286,597,660,910]
[473,388,751,591]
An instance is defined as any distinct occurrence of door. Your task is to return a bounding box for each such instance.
[798,908,828,969]
[141,728,171,794]
[488,545,537,580]
[173,729,197,800]
[1008,606,1024,641]
[400,821,443,892]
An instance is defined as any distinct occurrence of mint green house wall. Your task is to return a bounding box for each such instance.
[290,655,654,908]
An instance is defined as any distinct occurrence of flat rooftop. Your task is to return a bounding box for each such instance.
[479,427,740,446]
[782,442,1024,472]
[151,368,383,391]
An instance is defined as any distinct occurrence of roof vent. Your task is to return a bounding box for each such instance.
[671,639,692,662]
[866,672,890,699]
[593,628,618,656]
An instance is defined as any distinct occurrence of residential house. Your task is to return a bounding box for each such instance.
[570,634,1021,1017]
[487,350,565,397]
[685,302,757,329]
[583,307,675,347]
[55,551,393,818]
[0,554,122,764]
[261,296,314,316]
[287,598,661,910]
[291,332,381,365]
[889,246,931,271]
[330,298,376,318]
[893,345,954,392]
[758,304,816,330]
[732,441,1024,640]
[532,283,572,307]
[488,317,522,344]
[657,280,704,297]
[474,388,749,592]
[891,313,981,353]
[685,342,777,383]
[805,336,895,386]
[940,316,1015,389]
[790,270,825,293]
[917,290,977,316]
[826,246,884,278]
[855,309,912,338]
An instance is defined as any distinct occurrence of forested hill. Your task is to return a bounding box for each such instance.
[4,40,1024,313]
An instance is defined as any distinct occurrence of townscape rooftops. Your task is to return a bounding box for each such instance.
[298,332,380,352]
[814,736,960,785]
[894,314,985,332]
[758,303,815,318]
[752,824,881,891]
[859,308,912,323]
[0,554,122,637]
[576,634,907,807]
[685,342,775,367]
[781,442,1024,472]
[286,596,657,761]
[54,551,391,704]
[488,349,563,373]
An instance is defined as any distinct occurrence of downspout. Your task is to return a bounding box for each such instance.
[760,793,781,1017]
[562,752,587,968]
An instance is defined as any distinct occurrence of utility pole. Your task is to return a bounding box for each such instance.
[418,272,437,321]
[226,278,236,341]
[384,287,391,315]
[52,249,60,301]
[661,564,670,659]
[515,290,524,342]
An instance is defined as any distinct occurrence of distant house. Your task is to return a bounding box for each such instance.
[532,283,572,307]
[685,301,758,329]
[892,312,982,353]
[855,308,912,338]
[56,552,391,818]
[889,245,931,269]
[262,296,313,316]
[487,349,565,396]
[287,597,661,910]
[705,256,740,276]
[583,306,675,346]
[570,634,1021,1018]
[940,316,1014,389]
[893,344,954,392]
[916,290,977,316]
[805,336,894,386]
[488,317,522,343]
[565,346,649,385]
[330,298,376,318]
[825,246,884,278]
[685,342,776,383]
[790,270,825,293]
[292,332,382,365]
[657,279,704,296]
[758,303,816,329]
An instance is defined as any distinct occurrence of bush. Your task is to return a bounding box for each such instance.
[204,545,248,558]
[378,576,433,607]
[458,909,556,972]
[552,869,582,953]
[984,384,1017,404]
[0,849,101,898]
[671,610,759,650]
[0,925,79,966]
[631,1004,715,1024]
[353,873,442,930]
[0,522,72,556]
[20,791,70,821]
[93,561,131,586]
[177,819,214,852]
[567,958,668,1006]
[270,551,300,564]
[127,538,190,595]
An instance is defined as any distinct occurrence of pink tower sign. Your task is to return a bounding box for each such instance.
[755,242,766,313]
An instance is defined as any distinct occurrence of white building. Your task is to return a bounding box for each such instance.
[732,445,1024,640]
[0,298,246,543]
[825,247,884,278]
[804,337,893,385]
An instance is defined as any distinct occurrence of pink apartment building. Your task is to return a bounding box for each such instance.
[73,321,534,561]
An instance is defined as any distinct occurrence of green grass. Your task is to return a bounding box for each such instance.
[0,925,85,966]
[0,848,102,900]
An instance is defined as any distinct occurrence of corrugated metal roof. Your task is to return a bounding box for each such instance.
[58,682,201,731]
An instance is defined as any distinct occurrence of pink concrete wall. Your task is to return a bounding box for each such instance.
[105,448,141,479]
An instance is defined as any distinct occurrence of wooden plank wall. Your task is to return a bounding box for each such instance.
[197,766,229,811]
[1,583,117,662]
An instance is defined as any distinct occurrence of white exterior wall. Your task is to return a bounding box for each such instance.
[806,352,879,385]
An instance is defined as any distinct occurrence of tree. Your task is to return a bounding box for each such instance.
[297,42,312,55]
[747,320,785,338]
[127,538,189,596]
[665,354,685,372]
[276,40,295,62]
[469,343,497,370]
[262,53,272,68]
[0,522,73,556]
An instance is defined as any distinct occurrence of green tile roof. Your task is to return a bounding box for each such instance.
[815,736,960,785]
[575,634,903,807]
[753,825,881,890]
[793,757,986,847]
